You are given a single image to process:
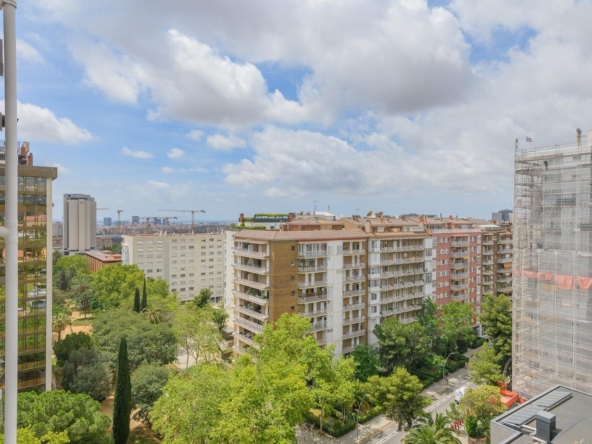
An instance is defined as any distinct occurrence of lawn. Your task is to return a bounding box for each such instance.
[72,316,95,326]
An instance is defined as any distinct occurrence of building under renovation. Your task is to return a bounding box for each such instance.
[514,129,592,398]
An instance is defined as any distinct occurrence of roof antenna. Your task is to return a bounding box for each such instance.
[313,200,317,216]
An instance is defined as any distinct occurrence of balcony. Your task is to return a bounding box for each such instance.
[498,277,512,284]
[343,329,366,340]
[235,317,264,333]
[400,318,416,325]
[452,272,469,280]
[379,271,395,279]
[452,261,469,270]
[234,248,269,258]
[482,240,494,246]
[499,285,513,292]
[452,282,469,291]
[482,270,493,275]
[499,238,513,244]
[235,332,257,346]
[343,249,366,255]
[394,256,424,265]
[235,305,268,320]
[342,345,356,354]
[343,302,365,311]
[345,274,366,283]
[298,294,330,304]
[234,290,269,306]
[309,321,328,332]
[234,277,269,290]
[343,316,365,326]
[343,288,365,297]
[316,335,328,346]
[298,250,329,258]
[380,296,395,304]
[234,262,268,274]
[300,308,328,317]
[298,265,328,273]
[380,259,396,266]
[483,279,494,285]
[451,251,469,258]
[344,262,366,269]
[297,280,328,289]
[452,241,470,247]
[498,257,513,264]
[482,260,494,265]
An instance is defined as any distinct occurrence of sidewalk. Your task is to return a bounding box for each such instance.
[296,347,478,444]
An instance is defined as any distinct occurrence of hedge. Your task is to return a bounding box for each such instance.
[304,405,383,438]
[470,337,487,349]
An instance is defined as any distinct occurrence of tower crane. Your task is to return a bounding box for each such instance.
[159,209,205,234]
[141,216,178,235]
[117,210,124,235]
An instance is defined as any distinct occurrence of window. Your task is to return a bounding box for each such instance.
[291,246,295,251]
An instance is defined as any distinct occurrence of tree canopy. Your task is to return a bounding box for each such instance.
[131,364,171,425]
[468,342,505,386]
[53,332,92,367]
[62,348,111,399]
[373,318,431,371]
[479,294,512,371]
[351,343,381,382]
[440,302,475,353]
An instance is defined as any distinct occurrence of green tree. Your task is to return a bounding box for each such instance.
[72,290,95,319]
[113,338,131,444]
[352,343,380,382]
[62,348,111,399]
[192,287,213,308]
[417,298,444,355]
[374,318,431,371]
[133,288,141,313]
[212,307,229,334]
[479,294,512,373]
[0,429,70,444]
[458,386,506,438]
[91,264,146,309]
[366,368,431,431]
[130,364,171,425]
[58,268,69,292]
[53,332,92,367]
[142,305,163,324]
[173,305,222,367]
[52,312,72,342]
[93,309,177,371]
[404,413,461,444]
[56,255,91,277]
[16,390,111,444]
[440,302,475,353]
[468,342,505,386]
[141,278,148,310]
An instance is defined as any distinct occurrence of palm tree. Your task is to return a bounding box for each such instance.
[52,312,72,342]
[71,275,91,295]
[142,306,163,325]
[404,413,461,444]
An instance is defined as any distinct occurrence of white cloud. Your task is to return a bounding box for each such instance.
[3,100,92,144]
[47,162,69,174]
[167,148,184,159]
[207,133,246,151]
[121,147,153,159]
[147,180,171,188]
[17,39,44,64]
[129,180,197,205]
[187,129,204,140]
[162,166,175,173]
[181,167,207,173]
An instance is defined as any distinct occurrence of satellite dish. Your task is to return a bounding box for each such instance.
[367,211,373,217]
[377,211,383,217]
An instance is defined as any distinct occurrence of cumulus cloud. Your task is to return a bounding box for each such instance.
[182,167,207,173]
[121,147,153,159]
[167,148,184,159]
[187,129,204,140]
[207,133,246,151]
[17,39,44,64]
[162,166,175,173]
[4,100,92,144]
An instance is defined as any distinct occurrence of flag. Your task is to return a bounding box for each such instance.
[526,136,532,142]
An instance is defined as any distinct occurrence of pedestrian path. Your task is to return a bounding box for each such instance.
[296,347,478,444]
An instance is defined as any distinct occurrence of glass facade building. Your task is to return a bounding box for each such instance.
[0,161,57,391]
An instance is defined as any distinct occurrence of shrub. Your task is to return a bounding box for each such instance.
[465,415,480,436]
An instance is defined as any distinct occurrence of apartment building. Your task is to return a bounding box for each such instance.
[0,143,57,391]
[121,232,225,303]
[63,193,96,254]
[514,129,592,397]
[232,216,434,355]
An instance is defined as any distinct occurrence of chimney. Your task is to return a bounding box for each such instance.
[365,219,371,233]
[239,213,244,223]
[288,212,295,222]
[535,411,555,443]
[577,128,582,147]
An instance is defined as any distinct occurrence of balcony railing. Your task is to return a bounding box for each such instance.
[300,308,328,317]
[235,332,257,346]
[234,263,268,274]
[452,282,469,290]
[297,280,328,289]
[343,316,365,326]
[235,317,264,333]
[482,270,493,275]
[343,329,366,340]
[344,262,365,269]
[499,285,513,292]
[343,249,366,255]
[343,302,365,311]
[451,241,470,247]
[381,296,395,304]
[343,289,365,297]
[498,239,513,244]
[452,272,469,280]
[309,321,328,332]
[233,248,269,258]
[345,274,365,283]
[497,277,512,284]
[399,318,416,324]
[498,257,513,263]
[235,305,268,320]
[298,250,329,258]
[394,256,424,264]
[451,251,469,258]
[234,277,269,290]
[452,261,469,269]
[298,294,330,304]
[298,265,328,273]
[380,309,394,317]
[234,290,269,305]
[482,240,494,246]
[342,345,355,354]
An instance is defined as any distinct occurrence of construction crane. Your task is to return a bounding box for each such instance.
[141,216,178,235]
[97,207,109,210]
[159,209,205,233]
[117,210,124,235]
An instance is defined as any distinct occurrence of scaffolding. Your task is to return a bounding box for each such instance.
[514,131,592,398]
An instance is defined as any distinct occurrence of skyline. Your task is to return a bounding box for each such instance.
[6,0,592,219]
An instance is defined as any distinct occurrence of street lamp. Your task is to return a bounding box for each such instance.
[443,352,457,386]
[356,393,370,441]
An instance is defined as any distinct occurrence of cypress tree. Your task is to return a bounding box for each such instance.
[113,337,131,444]
[141,278,148,311]
[133,288,141,313]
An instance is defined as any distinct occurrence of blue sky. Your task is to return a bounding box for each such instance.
[6,0,592,222]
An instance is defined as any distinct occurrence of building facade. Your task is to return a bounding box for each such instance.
[103,217,112,227]
[0,147,57,391]
[122,232,225,303]
[63,194,96,254]
[514,130,592,397]
[85,250,122,273]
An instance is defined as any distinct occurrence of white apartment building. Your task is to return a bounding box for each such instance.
[122,232,225,303]
[63,193,96,254]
